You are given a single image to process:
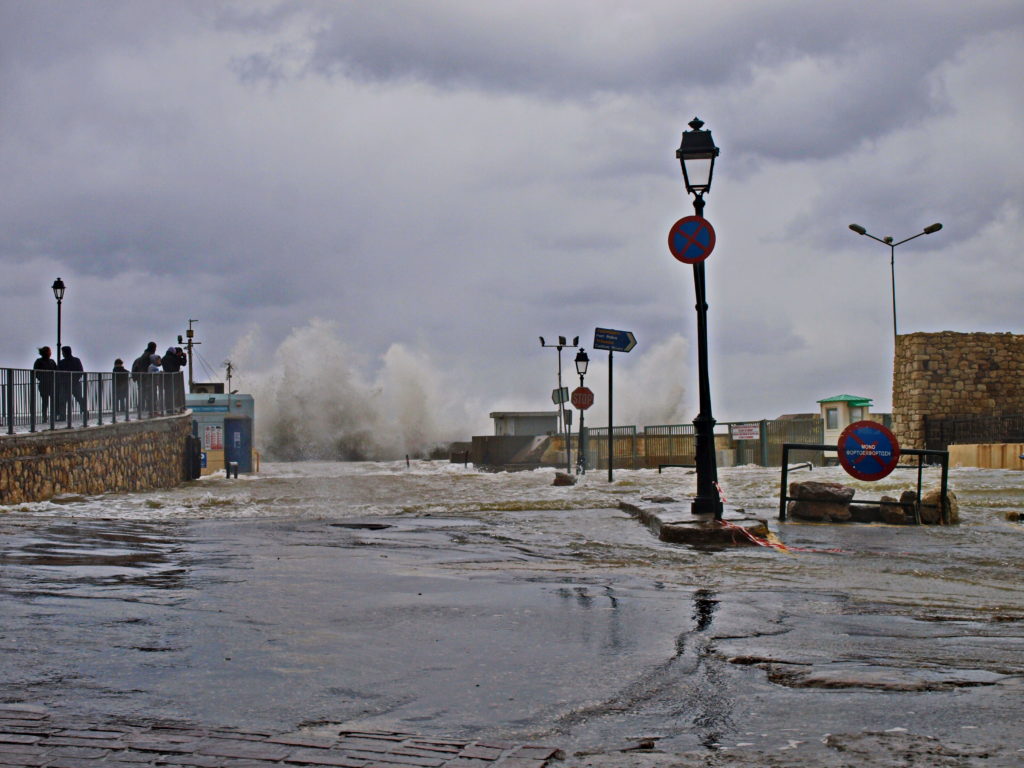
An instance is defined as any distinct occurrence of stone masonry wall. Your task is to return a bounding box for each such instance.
[892,331,1024,450]
[0,413,193,505]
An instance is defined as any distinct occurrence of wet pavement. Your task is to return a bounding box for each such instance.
[0,702,563,767]
[1,462,1023,765]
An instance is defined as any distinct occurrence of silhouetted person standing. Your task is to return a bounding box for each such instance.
[57,345,85,420]
[132,342,157,412]
[113,358,129,414]
[33,346,57,421]
[162,345,187,409]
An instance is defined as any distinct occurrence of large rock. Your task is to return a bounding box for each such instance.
[552,471,576,486]
[789,481,855,503]
[787,481,854,522]
[920,486,959,524]
[879,495,910,525]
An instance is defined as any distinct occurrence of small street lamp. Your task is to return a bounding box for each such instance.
[540,335,578,474]
[51,278,66,364]
[848,222,943,344]
[574,348,589,475]
[676,117,722,518]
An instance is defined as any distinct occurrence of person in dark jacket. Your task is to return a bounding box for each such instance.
[162,346,187,409]
[33,346,57,420]
[112,358,130,413]
[56,345,85,420]
[132,342,157,412]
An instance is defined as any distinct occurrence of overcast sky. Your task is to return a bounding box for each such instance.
[2,1,1022,454]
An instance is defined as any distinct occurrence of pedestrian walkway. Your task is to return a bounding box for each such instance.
[0,704,564,768]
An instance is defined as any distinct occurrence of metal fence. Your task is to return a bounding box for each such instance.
[924,414,1024,452]
[643,424,696,468]
[1,367,186,435]
[584,425,639,470]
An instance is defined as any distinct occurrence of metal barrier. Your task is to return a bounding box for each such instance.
[1,367,186,435]
[778,443,950,524]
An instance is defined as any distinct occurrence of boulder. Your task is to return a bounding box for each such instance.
[879,495,910,525]
[789,481,855,504]
[787,500,852,522]
[787,480,854,522]
[848,504,882,523]
[552,472,576,487]
[919,486,959,525]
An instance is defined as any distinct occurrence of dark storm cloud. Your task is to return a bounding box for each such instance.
[287,1,1021,162]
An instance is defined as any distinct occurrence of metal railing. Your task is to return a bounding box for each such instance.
[1,367,186,435]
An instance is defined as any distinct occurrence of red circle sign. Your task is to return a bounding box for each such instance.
[838,421,901,481]
[668,215,716,264]
[571,386,594,410]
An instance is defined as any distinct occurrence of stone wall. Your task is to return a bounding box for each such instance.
[892,332,1024,450]
[0,413,193,505]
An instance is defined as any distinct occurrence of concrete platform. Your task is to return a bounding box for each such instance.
[619,497,769,547]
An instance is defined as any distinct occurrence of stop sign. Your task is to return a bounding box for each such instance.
[571,386,594,410]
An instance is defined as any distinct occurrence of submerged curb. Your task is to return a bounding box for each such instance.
[619,497,769,547]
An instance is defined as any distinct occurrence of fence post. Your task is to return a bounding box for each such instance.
[779,444,790,520]
[5,368,13,435]
[759,420,769,466]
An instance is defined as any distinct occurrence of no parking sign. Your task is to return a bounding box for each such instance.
[668,215,716,264]
[838,421,900,481]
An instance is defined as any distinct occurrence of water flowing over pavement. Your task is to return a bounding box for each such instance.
[1,461,1022,766]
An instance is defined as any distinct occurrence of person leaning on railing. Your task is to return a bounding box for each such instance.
[32,346,57,421]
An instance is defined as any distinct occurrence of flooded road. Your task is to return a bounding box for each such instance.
[1,461,1022,764]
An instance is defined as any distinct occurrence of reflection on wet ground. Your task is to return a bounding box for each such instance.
[0,461,1022,763]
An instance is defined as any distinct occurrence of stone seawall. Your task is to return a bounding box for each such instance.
[0,413,193,505]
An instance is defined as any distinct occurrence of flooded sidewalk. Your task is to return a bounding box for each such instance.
[0,703,564,767]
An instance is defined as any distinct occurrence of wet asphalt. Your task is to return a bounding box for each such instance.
[1,470,1023,765]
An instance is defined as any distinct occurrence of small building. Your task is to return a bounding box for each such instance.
[489,411,559,437]
[186,392,256,474]
[818,394,874,459]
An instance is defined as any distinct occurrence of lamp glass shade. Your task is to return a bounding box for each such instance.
[676,119,719,196]
[51,277,66,301]
[575,350,589,376]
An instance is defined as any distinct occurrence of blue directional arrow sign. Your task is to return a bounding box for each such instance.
[593,328,637,353]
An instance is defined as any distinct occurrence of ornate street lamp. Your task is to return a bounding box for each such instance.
[52,278,66,364]
[574,348,589,475]
[848,222,943,345]
[676,118,722,518]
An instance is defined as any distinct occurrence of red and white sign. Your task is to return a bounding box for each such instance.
[730,423,760,441]
[571,386,594,410]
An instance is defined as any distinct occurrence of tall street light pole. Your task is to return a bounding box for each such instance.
[848,222,943,346]
[575,348,589,475]
[51,278,66,364]
[676,118,722,519]
[540,335,578,474]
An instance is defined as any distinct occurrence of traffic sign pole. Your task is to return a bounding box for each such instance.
[608,350,613,482]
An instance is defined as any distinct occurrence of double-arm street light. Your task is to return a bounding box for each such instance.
[848,222,943,345]
[574,348,589,475]
[52,278,66,363]
[540,335,578,474]
[676,118,722,519]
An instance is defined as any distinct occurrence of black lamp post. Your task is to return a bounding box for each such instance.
[540,335,578,473]
[676,118,722,519]
[575,348,589,475]
[51,278,66,364]
[848,222,943,346]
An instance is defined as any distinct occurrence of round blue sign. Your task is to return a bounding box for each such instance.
[838,420,901,481]
[668,215,716,264]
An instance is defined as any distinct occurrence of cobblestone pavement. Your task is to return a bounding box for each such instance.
[0,704,564,768]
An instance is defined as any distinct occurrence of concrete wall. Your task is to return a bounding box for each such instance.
[892,331,1024,450]
[0,413,193,504]
[949,443,1024,470]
